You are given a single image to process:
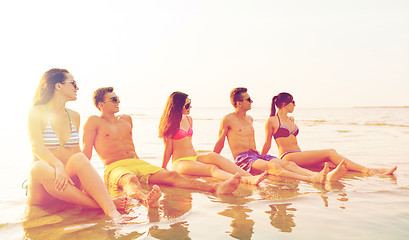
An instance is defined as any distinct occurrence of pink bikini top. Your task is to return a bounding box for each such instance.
[172,116,193,140]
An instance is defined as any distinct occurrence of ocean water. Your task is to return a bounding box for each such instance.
[1,107,409,239]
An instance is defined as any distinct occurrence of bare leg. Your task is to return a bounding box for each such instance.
[197,152,252,176]
[173,160,235,180]
[149,170,240,195]
[252,159,329,183]
[29,156,121,220]
[273,158,320,176]
[118,173,162,208]
[283,149,397,175]
[173,159,265,186]
[367,166,397,175]
[65,153,122,219]
[197,153,267,185]
[279,158,346,182]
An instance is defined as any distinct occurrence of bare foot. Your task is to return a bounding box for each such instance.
[145,185,162,208]
[310,162,329,183]
[113,197,128,210]
[215,173,241,195]
[240,171,267,185]
[327,160,348,182]
[368,166,397,175]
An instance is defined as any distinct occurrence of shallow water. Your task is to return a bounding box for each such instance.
[1,107,409,239]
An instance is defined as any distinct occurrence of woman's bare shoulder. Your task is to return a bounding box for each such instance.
[66,108,80,119]
[266,116,279,127]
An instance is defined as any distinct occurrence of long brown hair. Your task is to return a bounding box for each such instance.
[33,68,69,106]
[159,91,188,139]
[270,92,294,117]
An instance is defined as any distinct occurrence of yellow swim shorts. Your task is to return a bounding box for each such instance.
[172,155,198,168]
[104,158,163,191]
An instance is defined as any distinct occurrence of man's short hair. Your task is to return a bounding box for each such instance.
[93,87,114,110]
[230,87,247,107]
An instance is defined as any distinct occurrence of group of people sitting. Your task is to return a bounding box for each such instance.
[27,68,397,222]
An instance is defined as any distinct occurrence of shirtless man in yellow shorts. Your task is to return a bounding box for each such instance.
[82,87,240,208]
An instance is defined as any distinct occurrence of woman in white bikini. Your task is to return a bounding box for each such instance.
[159,91,266,185]
[261,92,397,176]
[28,68,126,221]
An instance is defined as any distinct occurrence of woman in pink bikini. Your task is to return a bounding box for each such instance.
[159,91,266,185]
[28,68,126,221]
[261,92,397,175]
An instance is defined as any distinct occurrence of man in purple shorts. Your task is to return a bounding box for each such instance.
[213,87,330,183]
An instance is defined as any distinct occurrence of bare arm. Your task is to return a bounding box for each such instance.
[82,116,98,160]
[261,118,274,155]
[213,117,229,154]
[125,115,140,159]
[162,137,173,169]
[187,116,193,128]
[28,107,64,168]
[28,107,73,191]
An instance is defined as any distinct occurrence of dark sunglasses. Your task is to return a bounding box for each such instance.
[291,100,295,105]
[239,97,252,103]
[63,80,78,89]
[184,100,191,109]
[104,96,120,103]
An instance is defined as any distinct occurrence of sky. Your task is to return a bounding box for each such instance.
[1,0,408,117]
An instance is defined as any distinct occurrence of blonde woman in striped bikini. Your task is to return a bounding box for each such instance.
[28,68,126,221]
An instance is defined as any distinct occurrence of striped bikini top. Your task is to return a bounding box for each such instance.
[42,108,80,149]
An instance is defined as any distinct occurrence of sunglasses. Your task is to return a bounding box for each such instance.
[104,96,120,103]
[63,80,78,89]
[239,97,252,103]
[184,99,191,109]
[291,100,295,105]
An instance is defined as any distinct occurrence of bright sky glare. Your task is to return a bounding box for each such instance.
[1,0,408,117]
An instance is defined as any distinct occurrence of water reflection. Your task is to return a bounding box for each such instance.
[22,202,148,239]
[21,176,352,239]
[265,203,296,232]
[215,177,301,239]
[219,205,254,239]
[149,222,191,240]
[146,187,192,239]
[214,175,351,237]
[160,188,192,220]
[22,186,195,240]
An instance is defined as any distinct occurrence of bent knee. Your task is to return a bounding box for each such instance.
[66,153,91,168]
[162,170,181,181]
[327,149,338,157]
[118,173,138,188]
[199,152,219,164]
[208,164,221,173]
[30,161,54,180]
[284,160,298,168]
[266,162,284,175]
[208,152,219,159]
